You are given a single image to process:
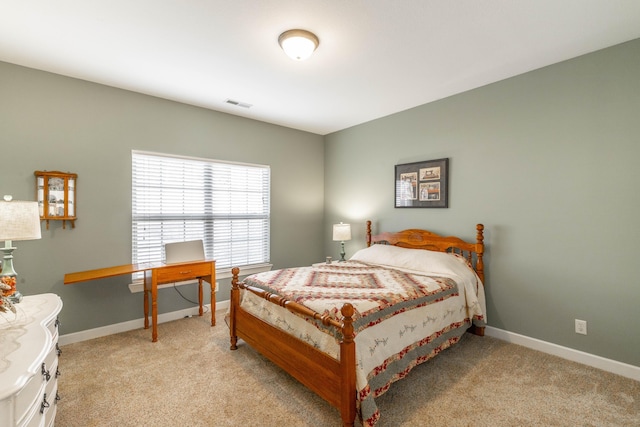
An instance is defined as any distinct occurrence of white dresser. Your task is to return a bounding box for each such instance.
[0,294,63,427]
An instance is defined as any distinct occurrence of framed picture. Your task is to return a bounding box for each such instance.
[395,158,449,208]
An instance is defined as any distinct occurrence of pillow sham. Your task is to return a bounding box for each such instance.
[350,243,474,278]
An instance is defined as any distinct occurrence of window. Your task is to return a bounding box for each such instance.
[132,151,270,277]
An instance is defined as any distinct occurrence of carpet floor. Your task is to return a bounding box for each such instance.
[56,311,640,426]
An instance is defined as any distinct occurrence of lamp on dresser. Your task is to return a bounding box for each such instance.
[332,222,352,262]
[0,195,42,303]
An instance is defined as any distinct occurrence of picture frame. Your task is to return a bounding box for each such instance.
[395,158,449,208]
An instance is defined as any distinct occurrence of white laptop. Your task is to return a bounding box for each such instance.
[164,240,205,264]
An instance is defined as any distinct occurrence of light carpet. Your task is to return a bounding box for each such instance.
[56,311,640,426]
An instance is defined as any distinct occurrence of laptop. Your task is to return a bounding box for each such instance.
[164,240,205,264]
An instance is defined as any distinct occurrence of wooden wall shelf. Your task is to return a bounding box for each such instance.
[35,170,77,229]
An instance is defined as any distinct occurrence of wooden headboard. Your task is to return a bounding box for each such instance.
[365,220,485,283]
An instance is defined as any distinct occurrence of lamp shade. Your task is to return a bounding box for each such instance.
[332,223,351,241]
[278,29,319,61]
[0,198,42,242]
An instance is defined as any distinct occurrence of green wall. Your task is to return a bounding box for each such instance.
[0,62,325,334]
[324,39,640,366]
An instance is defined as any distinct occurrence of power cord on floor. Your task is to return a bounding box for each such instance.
[173,282,210,315]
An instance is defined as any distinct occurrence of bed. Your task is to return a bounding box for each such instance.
[229,221,485,426]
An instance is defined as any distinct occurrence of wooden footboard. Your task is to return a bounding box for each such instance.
[230,267,357,427]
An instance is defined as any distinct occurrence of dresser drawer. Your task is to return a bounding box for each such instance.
[45,395,57,427]
[23,381,56,427]
[43,376,58,416]
[154,262,213,283]
[45,402,57,427]
[22,398,42,427]
[44,345,58,377]
[46,317,59,341]
[15,375,44,426]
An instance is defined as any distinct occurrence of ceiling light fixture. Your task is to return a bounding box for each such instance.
[278,29,319,61]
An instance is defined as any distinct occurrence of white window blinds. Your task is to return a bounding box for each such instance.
[132,151,270,271]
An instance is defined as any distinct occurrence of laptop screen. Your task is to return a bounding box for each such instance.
[164,240,205,264]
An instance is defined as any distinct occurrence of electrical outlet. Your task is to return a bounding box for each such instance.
[575,319,587,335]
[215,282,219,292]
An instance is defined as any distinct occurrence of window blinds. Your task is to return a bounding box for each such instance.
[132,151,270,271]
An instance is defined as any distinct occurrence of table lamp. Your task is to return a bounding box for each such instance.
[332,222,352,262]
[0,195,42,303]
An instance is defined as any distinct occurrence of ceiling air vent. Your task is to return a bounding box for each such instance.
[224,99,252,109]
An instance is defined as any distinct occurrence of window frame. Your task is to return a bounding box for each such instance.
[131,150,272,285]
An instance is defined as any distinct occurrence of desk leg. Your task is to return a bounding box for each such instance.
[143,270,150,329]
[198,278,203,316]
[210,274,216,326]
[152,271,158,342]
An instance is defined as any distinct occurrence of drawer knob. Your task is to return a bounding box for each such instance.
[41,363,50,381]
[180,270,192,274]
[40,393,50,414]
[56,343,62,356]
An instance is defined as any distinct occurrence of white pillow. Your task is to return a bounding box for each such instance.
[350,244,472,277]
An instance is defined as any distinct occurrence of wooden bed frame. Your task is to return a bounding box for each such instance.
[229,221,485,427]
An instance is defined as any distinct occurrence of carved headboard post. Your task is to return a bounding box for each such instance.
[476,224,485,283]
[366,220,372,247]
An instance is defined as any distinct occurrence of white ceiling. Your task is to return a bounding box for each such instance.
[2,1,640,135]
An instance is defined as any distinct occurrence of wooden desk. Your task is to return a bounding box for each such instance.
[64,260,216,342]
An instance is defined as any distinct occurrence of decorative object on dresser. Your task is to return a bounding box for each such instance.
[0,293,63,427]
[332,222,352,262]
[229,220,485,427]
[0,195,42,304]
[0,277,19,313]
[395,158,449,208]
[34,170,77,229]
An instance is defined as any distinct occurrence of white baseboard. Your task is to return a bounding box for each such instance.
[485,326,640,382]
[59,300,231,346]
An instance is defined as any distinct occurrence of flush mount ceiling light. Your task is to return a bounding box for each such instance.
[278,29,319,61]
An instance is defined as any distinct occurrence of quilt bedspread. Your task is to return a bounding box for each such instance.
[238,260,486,426]
[242,261,460,337]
